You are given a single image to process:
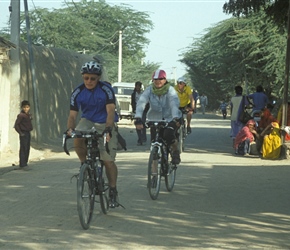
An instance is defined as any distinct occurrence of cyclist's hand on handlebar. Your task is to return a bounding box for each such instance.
[102,126,112,142]
[169,118,180,129]
[66,128,74,137]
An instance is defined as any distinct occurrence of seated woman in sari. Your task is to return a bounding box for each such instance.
[261,122,281,159]
[258,108,277,133]
[234,119,259,156]
[256,108,277,151]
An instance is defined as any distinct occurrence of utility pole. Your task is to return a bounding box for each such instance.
[9,0,21,151]
[24,0,41,142]
[281,0,290,143]
[118,30,122,82]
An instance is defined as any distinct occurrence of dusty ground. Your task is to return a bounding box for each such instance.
[0,114,289,250]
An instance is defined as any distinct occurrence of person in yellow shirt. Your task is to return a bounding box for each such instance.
[174,77,195,133]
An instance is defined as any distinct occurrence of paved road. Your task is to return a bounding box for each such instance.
[1,113,290,249]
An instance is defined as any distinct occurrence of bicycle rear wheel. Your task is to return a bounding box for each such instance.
[77,163,95,230]
[148,147,161,200]
[165,161,176,192]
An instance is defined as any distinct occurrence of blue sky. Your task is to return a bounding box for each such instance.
[0,0,230,78]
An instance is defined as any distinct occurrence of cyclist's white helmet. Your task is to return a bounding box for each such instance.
[80,61,102,75]
[177,77,186,84]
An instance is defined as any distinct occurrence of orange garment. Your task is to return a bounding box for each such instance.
[259,108,277,131]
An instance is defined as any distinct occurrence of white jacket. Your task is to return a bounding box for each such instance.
[135,84,181,121]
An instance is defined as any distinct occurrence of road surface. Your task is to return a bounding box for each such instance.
[0,113,289,249]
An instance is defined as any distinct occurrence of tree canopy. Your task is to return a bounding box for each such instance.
[181,11,286,109]
[223,0,289,27]
[4,0,158,83]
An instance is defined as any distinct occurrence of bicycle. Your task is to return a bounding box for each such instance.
[62,128,109,230]
[146,121,177,200]
[178,108,189,153]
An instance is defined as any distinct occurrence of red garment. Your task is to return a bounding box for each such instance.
[259,108,277,131]
[234,120,256,149]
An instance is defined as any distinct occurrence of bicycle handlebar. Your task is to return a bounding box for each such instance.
[179,107,190,114]
[145,120,168,129]
[62,128,107,156]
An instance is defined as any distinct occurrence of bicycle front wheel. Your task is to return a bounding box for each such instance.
[77,163,95,230]
[178,127,184,153]
[99,176,109,214]
[165,162,176,192]
[148,147,161,200]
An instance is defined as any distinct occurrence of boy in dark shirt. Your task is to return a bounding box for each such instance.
[14,100,33,170]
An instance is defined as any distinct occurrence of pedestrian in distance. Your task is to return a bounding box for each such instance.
[220,100,228,119]
[248,85,269,113]
[14,100,33,171]
[199,93,208,114]
[131,81,148,145]
[174,77,195,134]
[134,69,182,165]
[192,89,199,113]
[230,85,247,146]
[66,61,120,208]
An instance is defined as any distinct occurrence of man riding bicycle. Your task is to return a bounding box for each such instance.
[66,61,120,208]
[134,69,182,165]
[174,77,195,134]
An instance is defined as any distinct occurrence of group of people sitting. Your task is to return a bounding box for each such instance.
[234,107,285,159]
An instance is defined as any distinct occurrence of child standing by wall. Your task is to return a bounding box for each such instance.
[14,100,33,170]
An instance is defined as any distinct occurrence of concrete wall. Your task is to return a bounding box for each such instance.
[0,55,12,156]
[0,42,107,159]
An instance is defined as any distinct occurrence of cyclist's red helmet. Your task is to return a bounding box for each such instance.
[152,69,166,79]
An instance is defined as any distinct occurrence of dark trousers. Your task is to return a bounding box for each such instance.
[136,127,147,143]
[137,110,147,143]
[150,126,177,145]
[221,109,227,119]
[19,131,31,167]
[237,138,250,155]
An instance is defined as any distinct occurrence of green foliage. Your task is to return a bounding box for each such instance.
[223,0,288,27]
[13,0,156,82]
[181,11,286,109]
[105,55,159,84]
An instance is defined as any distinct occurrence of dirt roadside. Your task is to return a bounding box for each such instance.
[0,119,135,173]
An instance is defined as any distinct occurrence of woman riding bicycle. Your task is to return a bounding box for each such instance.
[134,69,182,165]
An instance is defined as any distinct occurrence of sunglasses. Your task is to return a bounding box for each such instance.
[154,78,165,81]
[83,76,97,81]
[178,82,185,85]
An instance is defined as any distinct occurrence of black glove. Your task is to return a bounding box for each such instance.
[134,118,143,125]
[102,126,112,137]
[168,119,178,130]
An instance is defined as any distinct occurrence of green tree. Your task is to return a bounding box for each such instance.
[181,11,286,109]
[223,0,288,27]
[13,0,156,82]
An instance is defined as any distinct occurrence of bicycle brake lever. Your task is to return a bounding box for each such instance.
[103,133,107,146]
[103,133,111,154]
[62,133,70,156]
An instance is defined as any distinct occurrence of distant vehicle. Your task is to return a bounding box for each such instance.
[112,82,136,120]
